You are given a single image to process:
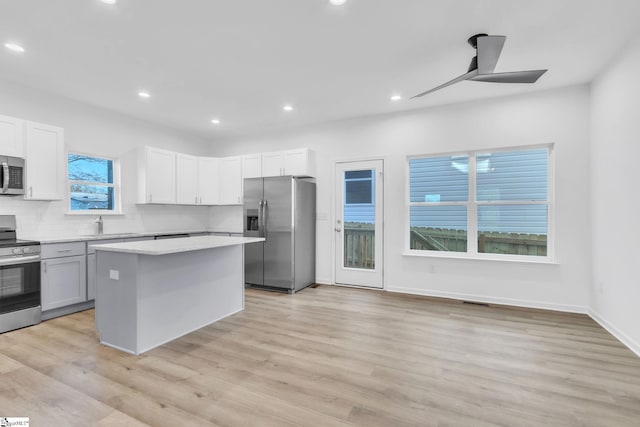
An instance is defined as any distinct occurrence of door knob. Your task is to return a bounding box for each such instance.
[335,227,342,232]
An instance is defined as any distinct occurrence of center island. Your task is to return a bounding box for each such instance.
[93,235,264,355]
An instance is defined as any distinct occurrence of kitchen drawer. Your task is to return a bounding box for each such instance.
[41,241,86,259]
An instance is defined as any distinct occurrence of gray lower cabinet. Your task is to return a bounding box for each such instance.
[87,237,152,301]
[40,235,169,317]
[87,238,124,301]
[40,242,87,311]
[87,253,96,301]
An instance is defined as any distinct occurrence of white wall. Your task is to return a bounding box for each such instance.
[0,80,212,238]
[589,35,640,355]
[211,85,592,312]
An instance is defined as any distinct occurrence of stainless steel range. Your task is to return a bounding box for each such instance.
[0,215,41,333]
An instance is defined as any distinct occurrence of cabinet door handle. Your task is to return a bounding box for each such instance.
[43,261,47,273]
[57,249,73,253]
[29,186,33,197]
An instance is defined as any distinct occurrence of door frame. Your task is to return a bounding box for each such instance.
[333,157,385,289]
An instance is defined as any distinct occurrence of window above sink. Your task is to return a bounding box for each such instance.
[67,153,122,215]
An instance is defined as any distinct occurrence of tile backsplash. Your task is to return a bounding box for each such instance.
[0,197,214,239]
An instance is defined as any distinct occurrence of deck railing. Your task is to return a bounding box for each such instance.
[343,224,547,267]
[344,223,375,269]
[410,227,547,256]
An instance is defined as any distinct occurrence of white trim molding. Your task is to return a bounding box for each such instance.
[588,309,640,358]
[385,286,587,314]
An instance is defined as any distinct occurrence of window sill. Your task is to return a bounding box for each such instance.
[402,250,558,265]
[65,211,124,216]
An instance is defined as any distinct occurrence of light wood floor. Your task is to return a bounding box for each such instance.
[1,286,639,426]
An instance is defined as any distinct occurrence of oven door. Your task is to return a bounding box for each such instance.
[0,257,41,314]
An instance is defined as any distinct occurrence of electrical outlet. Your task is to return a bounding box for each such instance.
[109,270,120,280]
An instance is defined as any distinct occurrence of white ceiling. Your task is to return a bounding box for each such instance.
[1,0,639,140]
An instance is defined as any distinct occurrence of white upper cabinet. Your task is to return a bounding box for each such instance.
[261,151,283,177]
[136,147,311,206]
[218,156,242,205]
[198,157,219,205]
[242,154,262,179]
[0,114,24,157]
[24,121,64,200]
[261,148,315,177]
[139,146,176,204]
[138,148,224,206]
[284,148,314,177]
[176,153,198,205]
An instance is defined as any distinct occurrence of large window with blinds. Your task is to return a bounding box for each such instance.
[408,145,553,260]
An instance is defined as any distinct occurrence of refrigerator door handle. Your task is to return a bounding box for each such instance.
[257,200,264,237]
[262,199,268,240]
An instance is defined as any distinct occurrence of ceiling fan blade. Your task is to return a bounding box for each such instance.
[476,35,506,74]
[470,69,547,83]
[411,70,478,98]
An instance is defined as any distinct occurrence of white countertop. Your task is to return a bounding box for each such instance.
[92,235,264,256]
[21,229,243,244]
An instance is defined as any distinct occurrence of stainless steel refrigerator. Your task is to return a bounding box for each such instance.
[244,176,315,293]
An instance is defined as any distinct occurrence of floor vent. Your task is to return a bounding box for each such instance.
[463,301,490,307]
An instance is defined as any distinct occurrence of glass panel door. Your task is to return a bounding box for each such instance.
[335,160,383,288]
[343,169,376,269]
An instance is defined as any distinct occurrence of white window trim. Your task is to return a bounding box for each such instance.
[405,143,555,263]
[66,151,123,215]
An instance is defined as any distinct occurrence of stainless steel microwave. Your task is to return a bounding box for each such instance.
[0,156,25,196]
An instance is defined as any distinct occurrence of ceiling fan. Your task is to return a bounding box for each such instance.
[412,33,547,98]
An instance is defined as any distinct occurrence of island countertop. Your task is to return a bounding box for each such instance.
[92,235,264,256]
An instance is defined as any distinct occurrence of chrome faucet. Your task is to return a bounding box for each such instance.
[95,215,104,235]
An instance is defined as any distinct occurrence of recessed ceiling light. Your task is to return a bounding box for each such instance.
[100,0,117,4]
[211,119,220,125]
[137,91,151,99]
[390,95,402,101]
[330,0,347,5]
[4,43,25,53]
[283,105,294,112]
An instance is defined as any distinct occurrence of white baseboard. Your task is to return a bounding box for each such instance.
[314,278,334,285]
[385,286,587,314]
[588,309,640,358]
